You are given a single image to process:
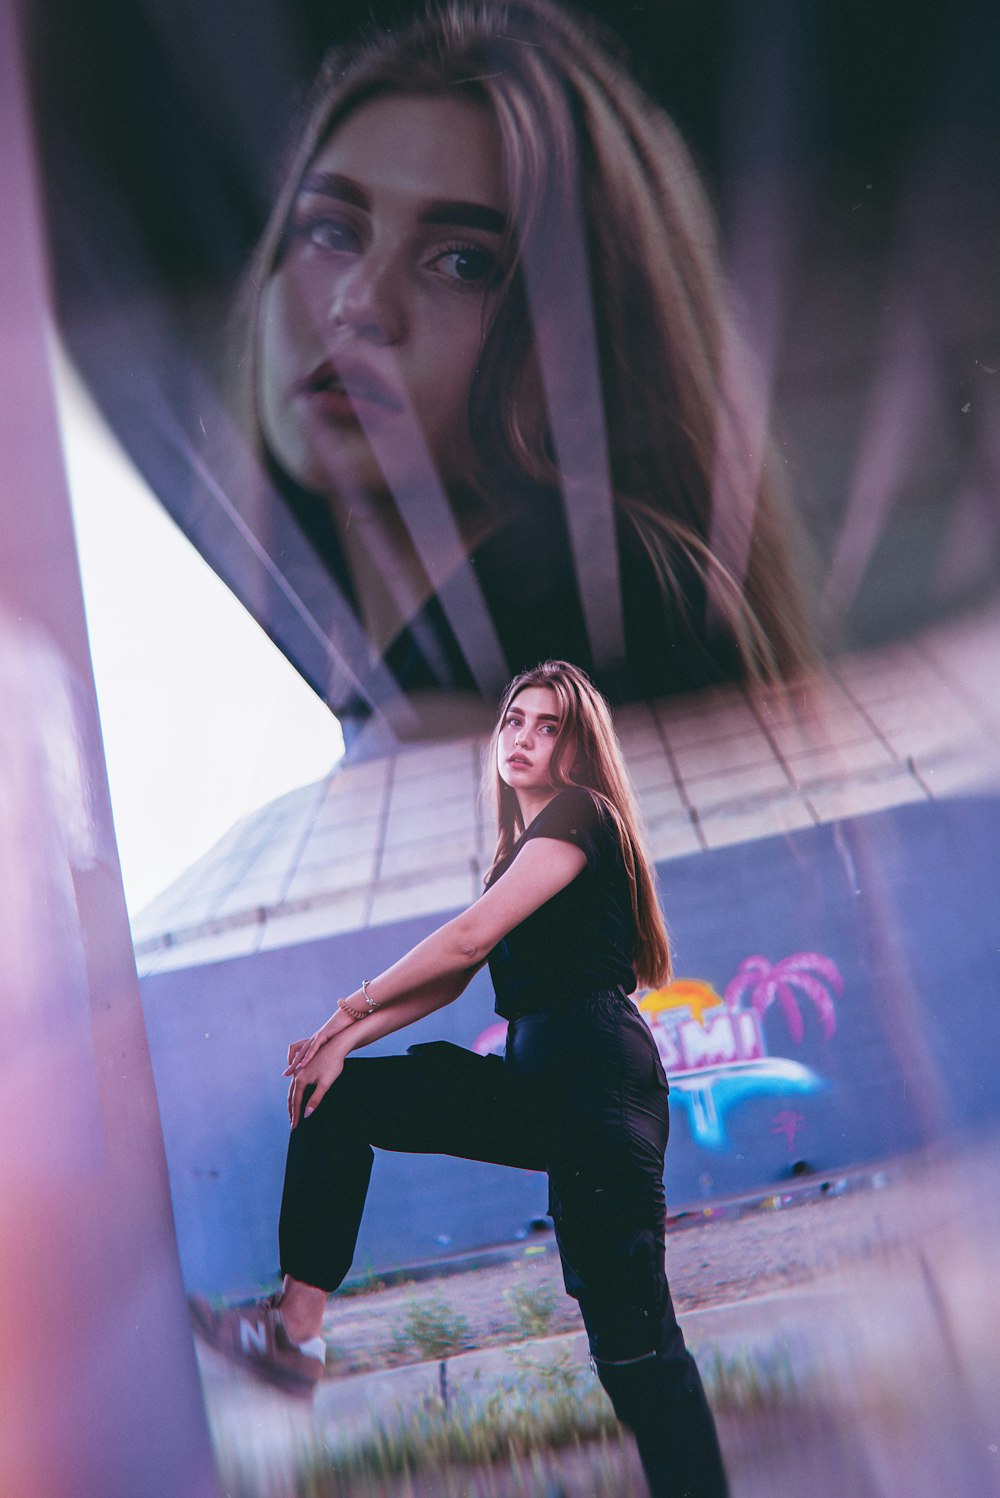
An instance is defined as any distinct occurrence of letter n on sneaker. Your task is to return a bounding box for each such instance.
[189,1294,325,1396]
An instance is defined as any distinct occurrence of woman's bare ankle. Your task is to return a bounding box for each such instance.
[279,1275,326,1341]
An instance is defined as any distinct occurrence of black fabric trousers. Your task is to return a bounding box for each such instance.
[279,990,728,1498]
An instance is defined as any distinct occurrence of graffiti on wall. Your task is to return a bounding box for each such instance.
[473,952,844,1151]
[640,953,843,1149]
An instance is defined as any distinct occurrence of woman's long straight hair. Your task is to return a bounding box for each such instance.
[483,661,672,990]
[234,0,816,692]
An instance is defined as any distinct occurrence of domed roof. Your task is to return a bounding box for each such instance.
[133,606,999,976]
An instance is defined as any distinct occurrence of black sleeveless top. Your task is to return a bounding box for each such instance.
[486,788,638,1020]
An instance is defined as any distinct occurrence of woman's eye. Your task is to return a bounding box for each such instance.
[429,243,499,285]
[291,213,362,254]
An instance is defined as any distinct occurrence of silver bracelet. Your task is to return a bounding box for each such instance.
[361,978,379,1011]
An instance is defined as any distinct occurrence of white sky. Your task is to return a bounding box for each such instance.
[56,353,343,916]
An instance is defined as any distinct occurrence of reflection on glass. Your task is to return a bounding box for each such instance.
[235,0,814,733]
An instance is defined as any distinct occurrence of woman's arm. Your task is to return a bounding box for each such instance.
[335,970,480,1052]
[286,968,479,1123]
[353,835,585,999]
[287,834,586,1101]
[308,835,583,1028]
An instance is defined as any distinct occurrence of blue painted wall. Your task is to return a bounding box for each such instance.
[140,797,1000,1295]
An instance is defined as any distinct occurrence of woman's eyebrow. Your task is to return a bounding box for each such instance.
[297,174,505,235]
[299,171,368,208]
[419,201,506,233]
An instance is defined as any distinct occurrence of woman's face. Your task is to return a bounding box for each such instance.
[498,686,567,795]
[257,92,508,498]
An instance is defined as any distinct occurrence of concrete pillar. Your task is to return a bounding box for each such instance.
[0,6,220,1494]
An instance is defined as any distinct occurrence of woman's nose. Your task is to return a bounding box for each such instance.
[328,255,404,346]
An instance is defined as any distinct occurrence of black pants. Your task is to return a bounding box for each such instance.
[279,990,728,1498]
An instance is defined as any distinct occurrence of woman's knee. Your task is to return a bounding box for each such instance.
[553,1203,679,1366]
[300,1054,396,1124]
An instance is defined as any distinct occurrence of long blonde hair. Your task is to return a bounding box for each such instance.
[483,661,671,988]
[234,0,814,694]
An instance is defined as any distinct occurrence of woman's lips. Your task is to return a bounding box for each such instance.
[506,755,531,769]
[300,360,404,422]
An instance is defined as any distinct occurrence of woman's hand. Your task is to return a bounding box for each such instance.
[287,1039,346,1127]
[284,1036,313,1074]
[283,1008,352,1078]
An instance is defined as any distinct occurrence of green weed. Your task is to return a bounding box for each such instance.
[389,1293,471,1362]
[504,1281,557,1340]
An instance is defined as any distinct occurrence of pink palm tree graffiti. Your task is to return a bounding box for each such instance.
[724,953,843,1045]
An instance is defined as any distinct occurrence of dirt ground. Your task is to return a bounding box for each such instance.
[317,1151,967,1378]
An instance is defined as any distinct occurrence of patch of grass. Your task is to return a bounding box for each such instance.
[504,1281,557,1340]
[299,1434,638,1498]
[697,1340,800,1413]
[300,1354,620,1492]
[295,1338,803,1495]
[509,1345,580,1398]
[389,1293,471,1362]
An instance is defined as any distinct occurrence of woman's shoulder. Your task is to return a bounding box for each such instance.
[525,786,614,861]
[534,784,600,822]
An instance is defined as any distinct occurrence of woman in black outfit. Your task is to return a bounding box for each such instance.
[194,659,728,1497]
